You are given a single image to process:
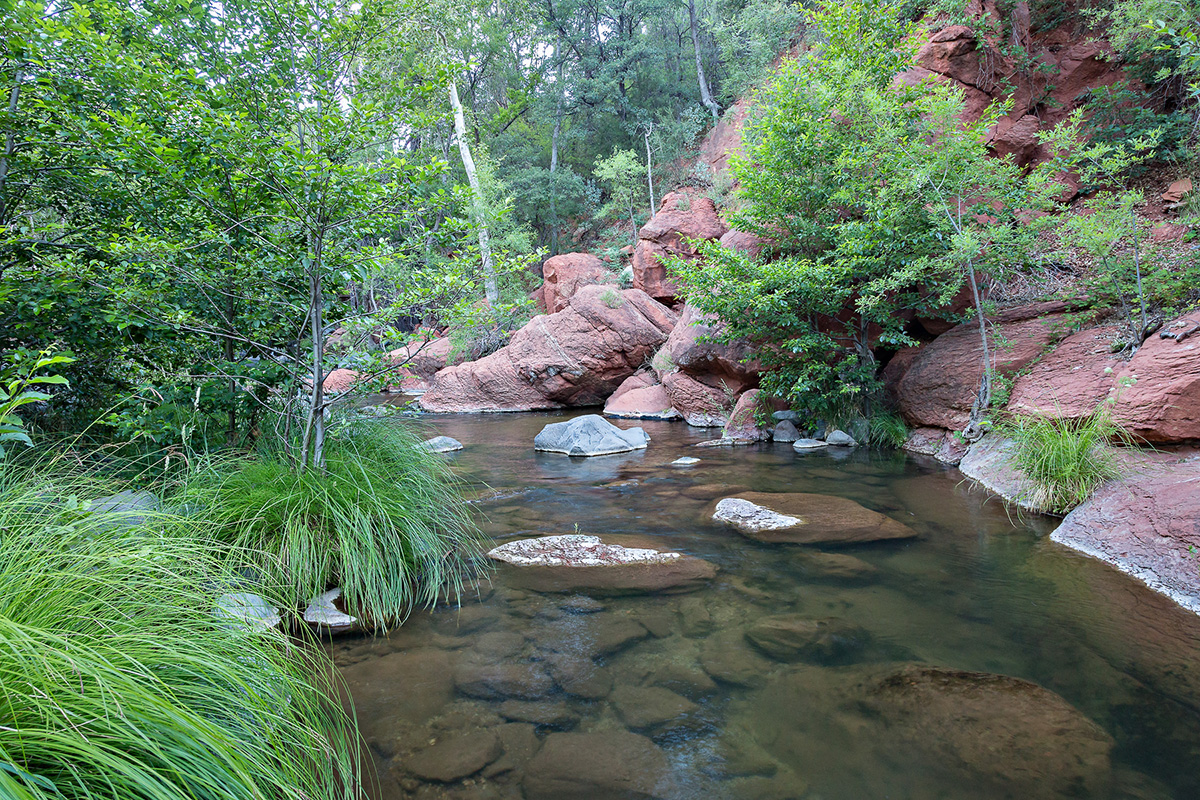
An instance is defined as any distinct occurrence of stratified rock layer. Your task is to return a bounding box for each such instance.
[631,191,728,305]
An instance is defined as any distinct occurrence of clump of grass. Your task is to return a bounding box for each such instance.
[0,469,360,800]
[1006,403,1131,514]
[184,419,486,625]
[868,410,909,449]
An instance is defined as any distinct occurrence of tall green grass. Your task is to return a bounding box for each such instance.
[0,470,361,800]
[1006,403,1131,514]
[183,419,486,625]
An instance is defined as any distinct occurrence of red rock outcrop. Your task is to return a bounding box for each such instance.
[631,191,728,305]
[719,228,770,260]
[723,388,770,441]
[654,304,760,427]
[897,6,1133,169]
[322,368,361,393]
[660,371,732,428]
[897,302,1070,429]
[388,336,455,380]
[419,286,677,413]
[1053,457,1200,614]
[1111,322,1200,443]
[540,253,616,313]
[1008,317,1200,443]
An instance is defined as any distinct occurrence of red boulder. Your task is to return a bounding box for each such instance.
[632,191,728,305]
[419,287,677,413]
[541,253,616,313]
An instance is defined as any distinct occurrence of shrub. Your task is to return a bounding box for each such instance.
[183,419,486,623]
[0,470,359,800]
[1006,402,1131,514]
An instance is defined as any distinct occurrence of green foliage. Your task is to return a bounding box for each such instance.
[182,420,486,623]
[868,410,909,449]
[711,0,805,101]
[1005,401,1131,514]
[0,469,359,800]
[593,147,647,237]
[0,351,74,458]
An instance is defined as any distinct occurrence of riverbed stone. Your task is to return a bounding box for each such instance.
[711,492,919,544]
[339,648,455,741]
[453,661,555,701]
[647,660,719,698]
[700,628,774,688]
[681,482,751,500]
[745,615,871,664]
[523,731,678,800]
[534,415,649,456]
[771,420,801,442]
[791,438,828,451]
[302,587,360,634]
[422,435,463,453]
[544,655,614,699]
[487,534,717,595]
[611,685,702,736]
[794,551,880,583]
[671,456,700,466]
[824,429,858,447]
[481,722,542,781]
[497,700,580,729]
[753,663,1115,799]
[404,729,503,782]
[678,596,714,637]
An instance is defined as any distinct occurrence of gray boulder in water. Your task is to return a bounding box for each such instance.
[534,414,649,457]
[421,435,463,453]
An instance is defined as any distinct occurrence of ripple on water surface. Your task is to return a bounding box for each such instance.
[330,410,1200,800]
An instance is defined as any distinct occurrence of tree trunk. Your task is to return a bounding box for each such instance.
[0,70,23,226]
[644,125,656,219]
[688,0,719,120]
[965,265,991,440]
[449,78,498,305]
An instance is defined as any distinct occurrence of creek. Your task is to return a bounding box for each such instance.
[330,411,1200,800]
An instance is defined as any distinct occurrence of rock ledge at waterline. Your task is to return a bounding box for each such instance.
[487,534,717,595]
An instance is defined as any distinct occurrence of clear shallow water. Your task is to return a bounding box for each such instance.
[331,411,1200,800]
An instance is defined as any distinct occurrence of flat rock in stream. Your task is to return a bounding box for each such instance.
[487,534,716,595]
[453,661,555,701]
[523,731,677,800]
[534,415,650,457]
[712,492,918,544]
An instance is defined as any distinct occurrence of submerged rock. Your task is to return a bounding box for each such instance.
[487,534,717,595]
[752,663,1116,799]
[534,415,650,457]
[671,456,700,466]
[404,729,503,783]
[422,435,464,453]
[454,660,555,701]
[523,731,677,800]
[745,615,871,664]
[610,685,702,736]
[712,492,919,544]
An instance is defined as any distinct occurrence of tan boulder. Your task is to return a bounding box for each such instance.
[632,190,728,304]
[661,304,759,385]
[419,287,676,412]
[541,252,616,313]
[1163,177,1193,205]
[321,368,361,393]
[711,492,919,545]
